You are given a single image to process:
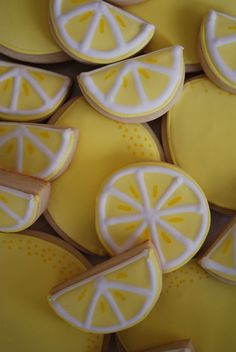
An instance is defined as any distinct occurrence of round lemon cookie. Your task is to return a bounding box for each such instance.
[0,0,68,63]
[123,0,236,70]
[45,97,163,255]
[162,76,236,212]
[118,260,236,352]
[0,231,105,352]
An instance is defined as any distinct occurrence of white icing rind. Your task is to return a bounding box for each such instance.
[0,61,70,116]
[80,46,184,115]
[49,249,159,333]
[97,164,209,272]
[205,10,236,84]
[0,122,74,179]
[51,0,155,61]
[0,185,35,232]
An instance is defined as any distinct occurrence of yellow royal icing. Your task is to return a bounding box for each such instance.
[0,0,64,58]
[123,0,236,66]
[118,260,236,352]
[0,232,104,352]
[46,97,163,255]
[49,0,155,64]
[79,46,184,122]
[48,244,162,333]
[0,122,77,181]
[164,76,236,211]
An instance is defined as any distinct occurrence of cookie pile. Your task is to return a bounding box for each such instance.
[0,1,236,352]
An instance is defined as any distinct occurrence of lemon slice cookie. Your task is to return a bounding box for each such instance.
[123,0,236,70]
[45,97,163,255]
[199,218,236,284]
[79,46,184,123]
[49,0,155,64]
[96,163,210,273]
[0,122,78,181]
[49,241,162,333]
[0,0,68,63]
[199,10,236,93]
[118,260,236,352]
[163,76,236,212]
[0,61,71,122]
[0,231,105,352]
[0,169,50,232]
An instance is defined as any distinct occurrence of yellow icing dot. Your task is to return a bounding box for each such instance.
[115,15,126,28]
[6,143,14,153]
[0,195,8,204]
[104,69,117,80]
[27,143,35,154]
[138,68,150,79]
[118,204,132,211]
[113,290,126,301]
[22,81,30,96]
[116,272,128,279]
[160,231,172,244]
[228,26,236,30]
[152,185,158,198]
[79,11,92,22]
[99,18,105,33]
[145,57,158,64]
[99,300,106,313]
[122,76,128,88]
[125,224,136,231]
[221,236,232,254]
[3,79,10,91]
[168,217,184,223]
[167,195,182,206]
[39,131,49,138]
[32,72,44,81]
[129,185,139,199]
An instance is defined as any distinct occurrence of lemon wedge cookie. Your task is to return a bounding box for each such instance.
[0,61,71,121]
[0,122,78,181]
[49,0,155,64]
[0,169,50,232]
[118,260,236,352]
[199,218,236,284]
[96,163,210,273]
[79,46,184,123]
[0,231,105,352]
[199,10,236,93]
[48,241,162,333]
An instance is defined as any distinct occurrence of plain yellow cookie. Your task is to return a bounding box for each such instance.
[118,260,236,352]
[45,97,163,255]
[0,0,68,63]
[0,231,105,352]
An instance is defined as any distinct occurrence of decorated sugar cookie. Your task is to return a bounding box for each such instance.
[0,0,68,63]
[199,10,236,93]
[0,169,50,232]
[144,340,195,352]
[49,0,155,64]
[0,231,105,352]
[118,260,236,352]
[48,241,162,333]
[96,162,210,273]
[0,122,78,181]
[123,0,236,71]
[162,76,236,211]
[45,97,163,255]
[79,46,184,123]
[0,61,71,122]
[199,218,236,284]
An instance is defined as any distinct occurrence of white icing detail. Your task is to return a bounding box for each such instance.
[0,122,73,179]
[50,249,159,333]
[200,223,236,278]
[0,61,70,116]
[52,0,154,61]
[0,185,35,232]
[80,46,183,115]
[205,10,236,84]
[97,164,209,271]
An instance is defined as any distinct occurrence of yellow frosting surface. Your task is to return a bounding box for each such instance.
[124,0,236,65]
[0,232,104,352]
[118,260,236,352]
[165,76,236,211]
[0,0,62,55]
[47,97,162,255]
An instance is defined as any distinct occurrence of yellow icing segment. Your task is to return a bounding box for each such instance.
[0,122,78,181]
[49,0,155,64]
[48,243,162,333]
[118,260,236,352]
[79,46,184,122]
[0,0,64,58]
[123,0,236,66]
[96,162,210,273]
[164,76,236,211]
[200,218,236,284]
[0,61,71,121]
[46,97,163,255]
[200,10,236,92]
[0,232,104,352]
